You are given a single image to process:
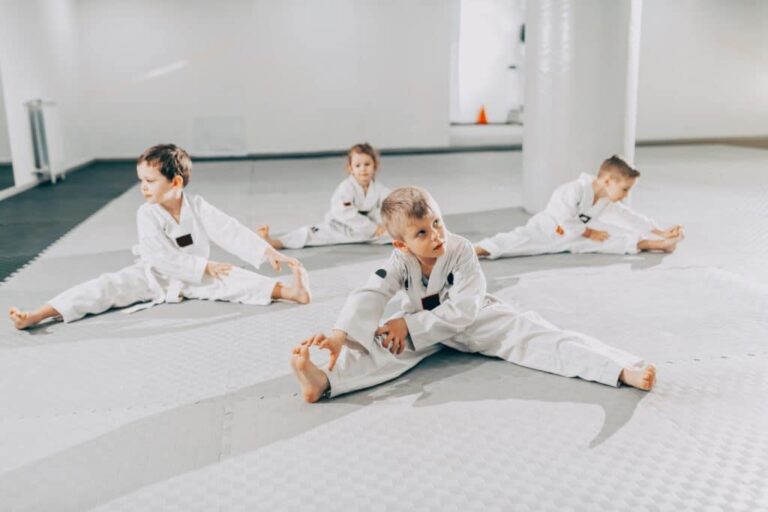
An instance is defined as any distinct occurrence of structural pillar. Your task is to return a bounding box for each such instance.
[522,0,642,212]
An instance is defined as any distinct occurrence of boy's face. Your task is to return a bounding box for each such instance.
[137,162,180,204]
[347,151,376,188]
[395,211,447,261]
[604,173,636,202]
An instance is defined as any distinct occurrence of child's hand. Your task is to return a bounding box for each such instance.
[306,329,346,371]
[374,225,387,238]
[583,227,610,242]
[206,260,233,279]
[375,318,409,354]
[265,247,301,272]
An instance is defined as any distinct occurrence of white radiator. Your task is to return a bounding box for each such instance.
[25,99,61,184]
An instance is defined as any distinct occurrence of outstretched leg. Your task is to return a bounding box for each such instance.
[451,303,655,390]
[8,304,61,330]
[11,264,155,328]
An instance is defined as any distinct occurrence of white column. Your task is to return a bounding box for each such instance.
[522,0,642,212]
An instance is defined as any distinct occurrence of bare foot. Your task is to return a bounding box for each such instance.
[256,225,284,250]
[281,264,311,304]
[9,307,38,330]
[639,233,684,253]
[658,233,684,253]
[291,344,330,403]
[475,246,490,257]
[256,224,270,239]
[619,363,656,391]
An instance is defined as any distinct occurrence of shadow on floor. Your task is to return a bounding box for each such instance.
[0,350,647,511]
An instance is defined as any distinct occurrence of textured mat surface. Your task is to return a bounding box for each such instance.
[0,146,767,511]
[0,161,137,283]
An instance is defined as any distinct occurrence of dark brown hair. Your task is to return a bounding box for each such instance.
[137,144,192,186]
[599,154,640,179]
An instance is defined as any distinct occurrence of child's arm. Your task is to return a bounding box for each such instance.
[547,181,589,238]
[328,181,380,237]
[136,208,208,283]
[333,253,406,347]
[403,240,486,351]
[194,196,271,269]
[602,201,660,235]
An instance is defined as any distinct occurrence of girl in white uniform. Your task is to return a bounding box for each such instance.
[9,144,311,330]
[290,187,656,403]
[258,143,391,249]
[476,155,685,259]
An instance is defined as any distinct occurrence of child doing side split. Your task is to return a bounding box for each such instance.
[258,143,391,249]
[9,144,311,330]
[475,155,685,259]
[291,186,656,403]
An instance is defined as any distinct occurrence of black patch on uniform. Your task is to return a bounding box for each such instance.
[358,210,370,216]
[375,268,387,279]
[579,214,591,224]
[175,234,194,247]
[343,201,352,207]
[421,293,441,311]
[447,272,454,285]
[310,226,320,233]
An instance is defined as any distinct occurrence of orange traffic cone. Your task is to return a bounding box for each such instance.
[476,105,488,125]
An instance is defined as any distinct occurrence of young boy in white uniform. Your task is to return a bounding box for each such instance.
[258,143,391,249]
[475,155,684,259]
[9,144,311,330]
[290,186,656,402]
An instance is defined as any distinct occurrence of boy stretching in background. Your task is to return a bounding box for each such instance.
[475,155,684,259]
[291,186,655,402]
[9,144,310,330]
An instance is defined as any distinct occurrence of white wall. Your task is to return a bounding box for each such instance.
[0,73,11,163]
[78,0,453,159]
[637,0,768,140]
[0,0,92,187]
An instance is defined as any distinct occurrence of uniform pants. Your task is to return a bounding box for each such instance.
[49,264,277,323]
[279,222,391,249]
[477,220,641,259]
[325,302,643,397]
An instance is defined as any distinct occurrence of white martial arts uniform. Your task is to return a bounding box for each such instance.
[324,233,644,397]
[49,193,277,323]
[477,173,660,259]
[279,176,391,249]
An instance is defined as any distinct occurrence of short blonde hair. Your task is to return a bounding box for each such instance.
[381,186,441,239]
[598,154,640,179]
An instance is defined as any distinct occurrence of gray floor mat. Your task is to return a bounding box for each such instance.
[0,146,767,511]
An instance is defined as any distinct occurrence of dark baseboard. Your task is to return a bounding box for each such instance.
[638,136,768,150]
[93,144,524,165]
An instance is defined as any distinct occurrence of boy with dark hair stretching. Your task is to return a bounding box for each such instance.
[9,143,310,330]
